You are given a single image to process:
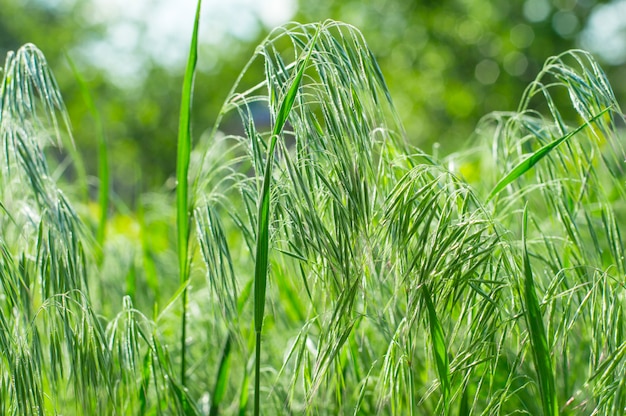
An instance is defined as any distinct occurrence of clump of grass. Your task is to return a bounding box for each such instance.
[0,43,199,415]
[2,4,626,415]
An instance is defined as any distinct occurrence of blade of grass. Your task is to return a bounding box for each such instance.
[139,349,152,416]
[209,336,232,416]
[239,361,251,416]
[487,107,611,202]
[459,385,469,416]
[177,0,202,387]
[253,26,321,416]
[521,205,558,416]
[423,285,450,416]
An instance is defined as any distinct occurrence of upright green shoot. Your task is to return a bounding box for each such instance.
[177,0,202,387]
[252,27,320,416]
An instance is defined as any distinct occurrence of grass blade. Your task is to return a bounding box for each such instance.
[459,385,469,416]
[238,362,251,416]
[423,285,450,416]
[253,26,321,416]
[139,350,152,416]
[487,107,611,202]
[177,0,202,386]
[209,336,232,416]
[521,205,558,416]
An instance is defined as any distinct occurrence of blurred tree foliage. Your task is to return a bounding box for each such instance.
[1,0,624,201]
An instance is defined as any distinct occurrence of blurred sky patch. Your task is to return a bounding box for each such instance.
[72,0,295,86]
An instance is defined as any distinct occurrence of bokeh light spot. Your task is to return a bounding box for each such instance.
[552,10,579,37]
[510,24,535,48]
[475,59,500,85]
[504,51,529,76]
[523,0,551,22]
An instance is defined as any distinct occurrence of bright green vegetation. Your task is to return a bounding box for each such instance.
[2,8,626,416]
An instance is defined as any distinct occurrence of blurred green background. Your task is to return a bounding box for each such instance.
[2,0,625,202]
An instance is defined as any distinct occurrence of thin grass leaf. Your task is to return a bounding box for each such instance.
[487,106,611,202]
[423,284,450,416]
[139,349,152,416]
[176,0,202,387]
[459,385,469,416]
[209,336,232,416]
[238,359,251,416]
[252,25,321,416]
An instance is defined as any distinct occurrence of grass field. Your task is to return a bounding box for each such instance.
[1,3,626,414]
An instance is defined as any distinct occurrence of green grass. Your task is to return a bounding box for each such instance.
[2,5,626,415]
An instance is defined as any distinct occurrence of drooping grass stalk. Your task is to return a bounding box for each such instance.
[176,0,201,387]
[201,21,503,413]
[252,27,320,416]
